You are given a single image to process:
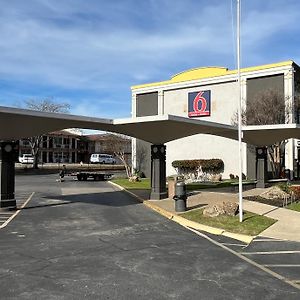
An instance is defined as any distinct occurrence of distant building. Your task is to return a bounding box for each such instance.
[18,131,131,164]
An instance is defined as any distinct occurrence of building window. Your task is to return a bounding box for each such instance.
[136,92,158,117]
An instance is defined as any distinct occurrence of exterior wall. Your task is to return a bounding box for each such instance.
[163,81,241,178]
[135,139,151,177]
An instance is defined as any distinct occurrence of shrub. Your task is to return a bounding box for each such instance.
[172,159,224,181]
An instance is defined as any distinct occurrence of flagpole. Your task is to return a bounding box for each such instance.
[237,0,243,222]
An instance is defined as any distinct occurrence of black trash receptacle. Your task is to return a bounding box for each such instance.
[173,181,187,212]
[284,169,291,180]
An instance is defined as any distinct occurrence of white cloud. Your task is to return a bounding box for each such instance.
[1,0,300,117]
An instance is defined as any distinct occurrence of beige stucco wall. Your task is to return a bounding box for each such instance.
[163,81,243,178]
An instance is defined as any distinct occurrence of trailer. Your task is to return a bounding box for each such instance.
[76,171,113,181]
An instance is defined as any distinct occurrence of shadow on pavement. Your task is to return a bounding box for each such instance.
[18,190,140,210]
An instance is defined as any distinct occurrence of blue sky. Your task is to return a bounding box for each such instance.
[0,0,299,119]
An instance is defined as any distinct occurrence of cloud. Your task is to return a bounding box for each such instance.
[1,0,300,118]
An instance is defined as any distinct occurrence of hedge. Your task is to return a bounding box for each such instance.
[172,159,224,174]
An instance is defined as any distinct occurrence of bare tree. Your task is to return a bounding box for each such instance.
[24,98,70,169]
[232,89,293,178]
[105,134,132,178]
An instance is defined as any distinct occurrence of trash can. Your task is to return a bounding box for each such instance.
[167,175,184,199]
[285,169,291,180]
[173,181,187,212]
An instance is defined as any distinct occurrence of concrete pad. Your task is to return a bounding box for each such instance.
[242,200,279,216]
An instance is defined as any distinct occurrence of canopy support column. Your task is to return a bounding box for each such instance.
[256,147,268,188]
[150,144,167,200]
[0,141,17,210]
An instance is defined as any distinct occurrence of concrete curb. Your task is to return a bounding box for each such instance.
[108,181,255,244]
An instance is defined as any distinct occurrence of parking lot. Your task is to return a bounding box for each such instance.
[0,174,299,299]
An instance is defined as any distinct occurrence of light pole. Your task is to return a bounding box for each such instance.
[237,0,243,222]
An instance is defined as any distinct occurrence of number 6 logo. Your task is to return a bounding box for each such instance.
[188,90,211,117]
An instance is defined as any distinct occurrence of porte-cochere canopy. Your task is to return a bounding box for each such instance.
[1,105,300,146]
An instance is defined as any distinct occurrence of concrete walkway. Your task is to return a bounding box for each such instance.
[135,187,300,243]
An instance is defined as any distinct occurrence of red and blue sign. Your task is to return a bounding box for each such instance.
[188,90,211,117]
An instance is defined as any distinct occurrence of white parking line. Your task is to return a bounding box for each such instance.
[264,264,300,267]
[253,239,287,242]
[222,243,246,247]
[185,226,300,290]
[0,192,35,229]
[244,251,300,255]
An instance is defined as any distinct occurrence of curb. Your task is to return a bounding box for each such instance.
[108,181,254,244]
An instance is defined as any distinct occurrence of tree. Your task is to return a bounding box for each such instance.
[105,134,132,178]
[232,89,294,178]
[24,98,70,169]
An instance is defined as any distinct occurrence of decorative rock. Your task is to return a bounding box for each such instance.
[210,174,222,182]
[129,175,140,182]
[203,201,239,217]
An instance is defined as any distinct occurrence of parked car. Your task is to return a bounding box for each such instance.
[90,153,116,164]
[19,154,34,164]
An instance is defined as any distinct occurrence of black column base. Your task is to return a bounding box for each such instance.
[256,181,267,189]
[0,198,16,210]
[256,147,268,189]
[150,191,168,200]
[150,144,167,200]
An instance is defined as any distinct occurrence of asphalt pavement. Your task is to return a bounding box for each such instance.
[0,174,300,299]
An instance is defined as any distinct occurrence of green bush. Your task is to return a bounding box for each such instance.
[172,159,224,174]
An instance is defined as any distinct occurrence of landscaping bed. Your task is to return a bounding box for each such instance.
[243,195,288,207]
[181,208,277,236]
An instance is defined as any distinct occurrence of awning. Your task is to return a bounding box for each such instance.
[0,105,299,146]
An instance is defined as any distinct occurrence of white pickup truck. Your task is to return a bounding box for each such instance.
[19,154,34,164]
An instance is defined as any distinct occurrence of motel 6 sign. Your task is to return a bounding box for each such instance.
[188,90,211,117]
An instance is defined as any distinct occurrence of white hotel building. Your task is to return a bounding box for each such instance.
[131,61,300,180]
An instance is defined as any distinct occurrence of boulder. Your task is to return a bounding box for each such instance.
[210,174,222,182]
[129,175,140,182]
[203,201,239,217]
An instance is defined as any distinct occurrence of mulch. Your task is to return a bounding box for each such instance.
[243,195,294,207]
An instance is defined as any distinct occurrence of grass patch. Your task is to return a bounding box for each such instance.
[186,181,233,190]
[181,208,277,236]
[112,178,150,190]
[287,202,300,212]
[186,180,256,191]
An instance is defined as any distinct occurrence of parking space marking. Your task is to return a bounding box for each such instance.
[222,243,246,247]
[253,239,288,242]
[243,251,300,255]
[0,192,35,229]
[185,226,300,290]
[264,265,300,267]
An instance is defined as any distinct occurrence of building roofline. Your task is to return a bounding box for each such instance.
[131,60,297,90]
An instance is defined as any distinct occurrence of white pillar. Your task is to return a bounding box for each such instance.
[284,68,295,179]
[158,90,164,115]
[132,93,137,118]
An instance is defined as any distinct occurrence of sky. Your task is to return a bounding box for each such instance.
[0,0,300,120]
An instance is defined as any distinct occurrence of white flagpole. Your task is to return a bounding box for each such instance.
[237,0,243,222]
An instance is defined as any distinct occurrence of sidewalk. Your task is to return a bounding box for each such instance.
[120,186,300,243]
